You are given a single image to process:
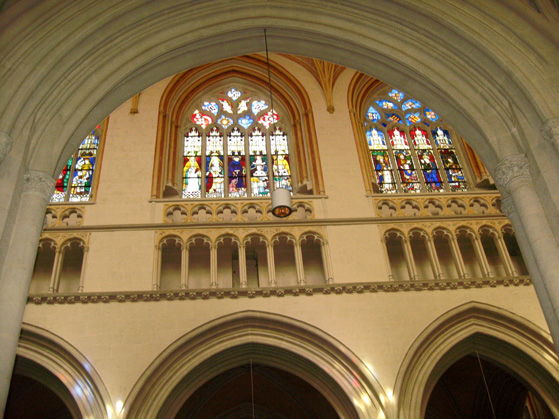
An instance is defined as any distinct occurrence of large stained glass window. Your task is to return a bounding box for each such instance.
[363,88,468,193]
[51,123,105,202]
[183,87,292,199]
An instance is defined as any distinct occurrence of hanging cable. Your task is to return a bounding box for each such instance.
[475,345,496,419]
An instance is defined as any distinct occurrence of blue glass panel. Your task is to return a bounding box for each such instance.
[386,113,403,124]
[366,106,381,122]
[202,102,219,115]
[424,108,439,121]
[375,100,398,110]
[402,99,421,110]
[405,112,421,125]
[388,89,405,102]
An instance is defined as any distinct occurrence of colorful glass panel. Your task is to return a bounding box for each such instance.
[227,88,242,101]
[270,128,289,155]
[394,150,421,192]
[218,98,233,114]
[366,128,387,150]
[386,113,403,124]
[371,151,397,193]
[375,100,398,110]
[69,133,99,201]
[249,128,267,155]
[183,156,202,198]
[410,127,431,149]
[191,110,213,128]
[206,155,225,198]
[206,127,223,155]
[432,127,453,148]
[227,127,245,156]
[238,115,254,129]
[237,98,250,114]
[405,112,421,125]
[388,89,405,102]
[402,99,421,110]
[202,102,219,115]
[51,157,73,202]
[217,115,233,129]
[258,110,279,129]
[418,151,444,192]
[440,149,467,191]
[424,108,439,121]
[273,154,292,191]
[250,155,270,197]
[366,106,382,122]
[252,100,268,115]
[228,156,246,197]
[388,128,409,149]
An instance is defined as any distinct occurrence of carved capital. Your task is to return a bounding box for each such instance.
[500,196,516,217]
[541,118,559,143]
[23,170,55,199]
[494,154,530,191]
[0,132,14,165]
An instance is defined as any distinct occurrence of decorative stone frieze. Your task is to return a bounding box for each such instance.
[44,206,85,227]
[494,154,530,191]
[0,132,13,165]
[379,218,512,237]
[23,171,55,199]
[374,193,502,218]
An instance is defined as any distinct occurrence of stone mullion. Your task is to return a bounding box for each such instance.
[448,235,467,278]
[266,242,277,287]
[401,238,418,280]
[210,244,218,288]
[493,233,516,277]
[239,243,248,288]
[77,246,89,292]
[471,234,492,277]
[181,242,189,289]
[294,242,305,285]
[320,239,334,284]
[425,237,443,279]
[152,244,161,290]
[48,249,63,293]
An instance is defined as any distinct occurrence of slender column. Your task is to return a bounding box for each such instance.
[493,233,516,277]
[425,237,443,279]
[380,238,394,281]
[180,243,189,289]
[152,244,161,290]
[448,235,467,278]
[266,242,277,287]
[294,241,305,285]
[52,247,67,292]
[48,249,62,292]
[0,171,54,417]
[238,243,248,288]
[401,238,418,280]
[495,154,559,347]
[471,233,492,277]
[210,244,218,288]
[78,246,89,292]
[320,239,334,284]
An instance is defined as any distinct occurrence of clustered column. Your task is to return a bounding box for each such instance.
[238,242,248,288]
[266,242,277,286]
[180,241,189,289]
[293,240,305,285]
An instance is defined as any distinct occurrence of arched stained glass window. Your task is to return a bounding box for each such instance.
[51,122,106,202]
[363,88,468,193]
[183,87,293,199]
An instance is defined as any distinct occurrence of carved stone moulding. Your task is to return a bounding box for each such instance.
[27,277,532,305]
[379,218,514,238]
[45,206,85,227]
[374,193,503,218]
[163,200,315,223]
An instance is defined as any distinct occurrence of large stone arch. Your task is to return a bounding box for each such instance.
[394,301,559,418]
[16,323,113,419]
[123,310,388,419]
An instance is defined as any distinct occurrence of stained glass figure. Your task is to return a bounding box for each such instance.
[206,155,225,198]
[51,157,73,202]
[273,154,292,191]
[424,108,439,121]
[183,156,202,198]
[250,155,270,197]
[238,115,254,129]
[217,115,233,129]
[402,99,421,110]
[394,150,420,192]
[218,99,233,114]
[366,128,387,150]
[410,127,430,149]
[405,112,421,125]
[258,110,279,129]
[432,127,453,148]
[191,110,213,129]
[249,127,267,155]
[69,133,99,201]
[418,151,443,192]
[237,98,250,114]
[375,100,398,110]
[388,128,409,149]
[388,89,405,102]
[371,151,397,193]
[252,100,268,115]
[202,102,219,115]
[386,113,403,124]
[440,149,467,191]
[366,106,382,122]
[227,88,242,101]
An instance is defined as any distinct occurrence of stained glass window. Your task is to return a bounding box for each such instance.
[51,124,104,203]
[363,87,468,193]
[182,87,292,199]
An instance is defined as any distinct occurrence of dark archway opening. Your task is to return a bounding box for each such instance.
[175,363,339,419]
[425,354,554,419]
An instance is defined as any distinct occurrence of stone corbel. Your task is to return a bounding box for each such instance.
[0,132,13,166]
[541,118,559,155]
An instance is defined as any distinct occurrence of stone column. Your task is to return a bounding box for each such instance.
[48,248,63,292]
[266,242,277,287]
[471,233,492,277]
[380,238,394,281]
[495,154,559,346]
[0,171,54,417]
[152,244,161,290]
[493,232,517,277]
[294,241,305,285]
[320,239,334,284]
[78,246,89,292]
[448,235,467,278]
[425,237,443,279]
[210,244,218,288]
[238,243,248,288]
[401,238,418,280]
[180,242,189,289]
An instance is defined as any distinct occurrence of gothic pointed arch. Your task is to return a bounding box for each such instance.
[152,55,324,199]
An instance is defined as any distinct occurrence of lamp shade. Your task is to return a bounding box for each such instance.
[271,188,292,218]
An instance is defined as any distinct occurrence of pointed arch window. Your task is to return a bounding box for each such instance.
[363,88,468,194]
[51,121,107,202]
[182,87,293,199]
